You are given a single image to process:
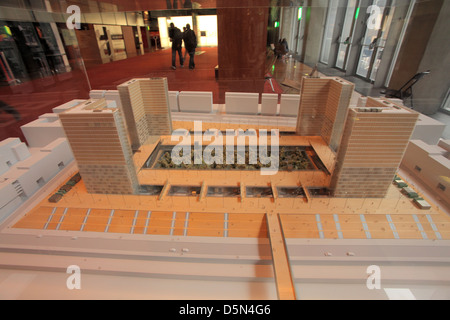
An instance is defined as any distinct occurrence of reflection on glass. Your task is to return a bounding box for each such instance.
[294,8,306,57]
[335,0,359,70]
[356,0,394,81]
[0,5,92,141]
[320,0,339,64]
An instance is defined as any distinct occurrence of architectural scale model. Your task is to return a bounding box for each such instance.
[58,99,139,195]
[56,76,419,203]
[0,76,449,300]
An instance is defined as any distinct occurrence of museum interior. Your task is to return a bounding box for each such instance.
[0,0,449,301]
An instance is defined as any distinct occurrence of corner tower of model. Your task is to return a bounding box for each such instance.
[59,99,139,195]
[118,78,172,150]
[296,76,355,151]
[330,98,419,198]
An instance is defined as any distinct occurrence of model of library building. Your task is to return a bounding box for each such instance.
[1,76,450,300]
[55,77,417,198]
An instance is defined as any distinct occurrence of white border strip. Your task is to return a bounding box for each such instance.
[183,212,190,236]
[360,214,371,239]
[333,214,343,239]
[43,207,57,230]
[104,209,115,233]
[412,214,428,240]
[224,213,229,238]
[386,214,400,239]
[143,211,151,234]
[426,215,442,240]
[80,208,91,232]
[316,214,324,239]
[55,208,68,230]
[169,211,177,236]
[130,210,139,234]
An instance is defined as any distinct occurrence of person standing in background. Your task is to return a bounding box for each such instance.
[183,24,197,70]
[169,23,184,70]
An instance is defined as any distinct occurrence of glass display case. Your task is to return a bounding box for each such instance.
[0,0,449,302]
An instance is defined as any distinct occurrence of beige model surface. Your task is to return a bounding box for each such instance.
[8,76,450,300]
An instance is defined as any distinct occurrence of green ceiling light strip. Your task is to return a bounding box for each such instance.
[355,7,360,20]
[298,7,303,20]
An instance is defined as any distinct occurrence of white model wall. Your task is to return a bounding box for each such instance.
[168,91,180,112]
[13,139,72,196]
[279,94,300,117]
[0,182,22,217]
[21,114,66,148]
[261,93,278,116]
[0,138,30,174]
[401,140,450,208]
[410,114,446,145]
[225,92,259,115]
[89,87,302,119]
[0,138,74,223]
[179,91,213,113]
[438,140,450,153]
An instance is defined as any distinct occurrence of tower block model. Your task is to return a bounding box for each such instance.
[118,78,173,150]
[59,99,139,195]
[330,98,419,198]
[117,79,150,150]
[296,77,354,151]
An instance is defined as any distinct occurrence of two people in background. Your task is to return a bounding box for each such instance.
[169,23,197,70]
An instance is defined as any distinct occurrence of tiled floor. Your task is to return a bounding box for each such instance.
[11,168,450,241]
[280,213,449,240]
[13,205,450,240]
[0,47,220,142]
[13,207,268,239]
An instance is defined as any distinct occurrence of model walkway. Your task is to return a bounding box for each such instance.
[13,204,450,241]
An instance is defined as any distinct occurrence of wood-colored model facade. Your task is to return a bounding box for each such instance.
[330,98,419,198]
[59,99,139,195]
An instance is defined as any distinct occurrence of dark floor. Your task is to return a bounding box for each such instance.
[0,47,220,142]
[1,46,302,142]
[1,48,448,143]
